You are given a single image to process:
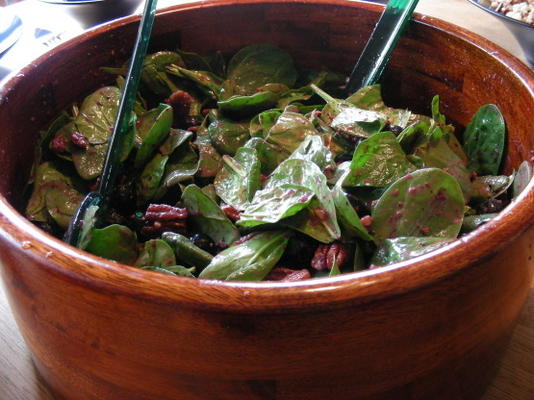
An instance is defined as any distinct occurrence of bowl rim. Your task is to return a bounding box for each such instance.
[0,0,533,311]
[466,0,534,30]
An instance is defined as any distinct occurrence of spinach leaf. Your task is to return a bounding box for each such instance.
[286,135,335,172]
[224,44,297,97]
[343,131,415,188]
[239,159,340,243]
[461,213,498,233]
[513,161,533,198]
[85,224,138,264]
[207,119,251,155]
[214,147,261,210]
[134,103,173,169]
[199,230,291,281]
[194,134,223,178]
[463,104,505,175]
[371,236,454,266]
[142,51,183,96]
[141,265,196,277]
[136,153,169,206]
[162,232,214,269]
[263,109,319,153]
[243,136,289,175]
[371,168,465,243]
[181,184,240,247]
[135,239,176,268]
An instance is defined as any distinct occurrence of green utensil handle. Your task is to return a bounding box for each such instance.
[345,0,419,94]
[98,0,158,197]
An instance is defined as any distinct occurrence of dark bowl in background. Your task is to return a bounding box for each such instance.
[467,0,534,67]
[0,1,533,399]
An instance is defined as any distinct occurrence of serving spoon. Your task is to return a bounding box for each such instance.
[345,0,420,94]
[65,0,158,247]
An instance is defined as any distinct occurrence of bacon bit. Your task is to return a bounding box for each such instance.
[221,204,241,222]
[266,267,311,282]
[360,215,373,227]
[71,132,89,149]
[50,135,68,153]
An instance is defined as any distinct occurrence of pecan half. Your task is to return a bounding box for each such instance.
[221,204,240,222]
[311,242,349,271]
[140,203,188,237]
[50,135,68,153]
[71,131,89,149]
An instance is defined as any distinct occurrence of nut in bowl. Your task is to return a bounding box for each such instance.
[0,1,533,400]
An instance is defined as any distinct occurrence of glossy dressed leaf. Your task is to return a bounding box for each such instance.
[471,174,514,201]
[243,136,289,175]
[134,239,177,268]
[177,49,225,75]
[134,103,173,169]
[194,134,223,178]
[26,162,78,223]
[161,232,213,269]
[214,147,261,210]
[263,109,319,153]
[85,224,138,264]
[286,135,335,172]
[346,85,411,128]
[225,44,297,96]
[343,131,415,188]
[332,180,373,241]
[239,159,341,243]
[463,104,505,176]
[44,181,84,229]
[371,236,454,266]
[461,213,498,233]
[371,168,465,243]
[513,161,533,199]
[249,109,282,138]
[181,184,240,247]
[413,131,473,201]
[159,128,194,156]
[217,91,280,116]
[199,230,291,281]
[69,86,135,179]
[142,51,183,96]
[166,64,224,96]
[136,153,169,205]
[162,139,199,188]
[207,119,251,156]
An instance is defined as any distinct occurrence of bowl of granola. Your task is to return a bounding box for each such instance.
[468,0,534,66]
[0,1,532,400]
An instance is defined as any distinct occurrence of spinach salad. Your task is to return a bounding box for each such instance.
[25,44,532,282]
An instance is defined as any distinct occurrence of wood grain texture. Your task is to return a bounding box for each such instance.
[0,0,532,399]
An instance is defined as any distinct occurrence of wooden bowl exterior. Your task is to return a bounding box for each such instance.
[0,1,532,399]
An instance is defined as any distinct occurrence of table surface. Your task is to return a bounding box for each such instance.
[0,0,532,399]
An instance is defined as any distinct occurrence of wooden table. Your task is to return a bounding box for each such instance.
[0,0,532,399]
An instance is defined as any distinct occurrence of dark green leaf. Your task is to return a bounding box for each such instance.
[134,239,177,268]
[463,104,506,175]
[134,103,173,169]
[181,184,240,247]
[136,154,169,205]
[371,236,454,266]
[207,119,251,156]
[85,224,138,264]
[162,232,214,269]
[371,168,465,243]
[343,131,415,188]
[214,147,261,210]
[199,230,291,281]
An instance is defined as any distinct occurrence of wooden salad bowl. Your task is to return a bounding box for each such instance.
[0,1,532,399]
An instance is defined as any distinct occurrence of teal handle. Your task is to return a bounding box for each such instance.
[345,0,419,94]
[65,0,158,246]
[98,0,158,196]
